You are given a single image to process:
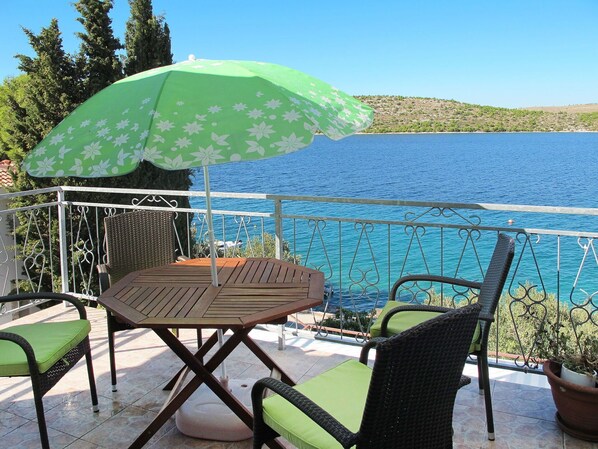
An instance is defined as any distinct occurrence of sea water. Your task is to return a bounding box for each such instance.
[191,133,598,306]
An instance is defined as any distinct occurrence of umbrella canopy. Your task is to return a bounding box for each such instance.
[23,58,373,285]
[23,58,373,384]
[23,59,373,177]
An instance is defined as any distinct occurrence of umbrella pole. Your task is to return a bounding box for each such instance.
[203,166,219,287]
[203,166,228,385]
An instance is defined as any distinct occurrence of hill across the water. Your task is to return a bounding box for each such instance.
[357,96,598,133]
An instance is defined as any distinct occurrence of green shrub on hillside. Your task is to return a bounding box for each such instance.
[357,96,598,133]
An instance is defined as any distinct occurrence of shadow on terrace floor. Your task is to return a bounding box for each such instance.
[0,305,595,449]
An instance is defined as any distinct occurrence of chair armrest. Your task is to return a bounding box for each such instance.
[459,375,471,389]
[479,312,495,323]
[252,377,358,449]
[392,274,482,298]
[97,264,110,292]
[0,292,87,320]
[359,337,387,364]
[0,331,41,376]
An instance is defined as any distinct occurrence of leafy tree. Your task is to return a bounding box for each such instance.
[0,20,82,292]
[0,76,29,160]
[5,20,81,167]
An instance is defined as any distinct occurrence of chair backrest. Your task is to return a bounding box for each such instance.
[104,210,177,285]
[478,233,515,317]
[358,303,482,449]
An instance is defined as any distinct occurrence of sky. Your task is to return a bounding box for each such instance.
[1,0,597,108]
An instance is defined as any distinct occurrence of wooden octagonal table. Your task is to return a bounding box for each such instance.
[98,257,324,449]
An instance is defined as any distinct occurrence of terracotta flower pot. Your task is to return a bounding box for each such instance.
[543,360,598,442]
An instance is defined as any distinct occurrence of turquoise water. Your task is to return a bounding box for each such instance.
[191,133,598,306]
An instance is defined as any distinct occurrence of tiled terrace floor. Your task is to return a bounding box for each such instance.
[1,305,596,449]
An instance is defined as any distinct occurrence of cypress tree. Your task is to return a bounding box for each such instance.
[74,0,123,96]
[73,0,191,202]
[124,0,173,75]
[121,0,192,232]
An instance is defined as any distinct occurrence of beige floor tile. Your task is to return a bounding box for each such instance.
[0,409,29,437]
[4,305,598,449]
[2,419,77,449]
[80,405,175,448]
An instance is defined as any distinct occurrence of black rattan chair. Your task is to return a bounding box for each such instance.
[252,303,482,449]
[97,209,187,391]
[369,233,515,441]
[0,292,99,449]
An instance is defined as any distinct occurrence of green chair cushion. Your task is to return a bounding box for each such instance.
[370,301,481,353]
[263,359,372,449]
[0,320,91,376]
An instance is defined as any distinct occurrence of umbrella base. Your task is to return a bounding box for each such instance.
[175,378,257,441]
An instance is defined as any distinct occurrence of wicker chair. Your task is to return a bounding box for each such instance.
[252,303,482,449]
[0,292,99,449]
[97,209,186,392]
[369,233,515,441]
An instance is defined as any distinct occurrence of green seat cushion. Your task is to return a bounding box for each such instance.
[263,359,371,449]
[370,301,481,352]
[0,320,91,376]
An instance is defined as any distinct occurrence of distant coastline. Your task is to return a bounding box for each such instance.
[357,96,598,134]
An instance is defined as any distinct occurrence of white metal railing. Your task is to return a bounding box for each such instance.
[1,186,597,372]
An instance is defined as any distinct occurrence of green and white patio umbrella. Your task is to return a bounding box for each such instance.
[23,58,374,285]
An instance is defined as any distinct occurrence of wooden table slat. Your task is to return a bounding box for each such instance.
[276,265,288,283]
[100,296,147,326]
[176,289,207,318]
[140,316,244,328]
[244,259,261,284]
[283,266,296,283]
[185,284,221,318]
[137,286,175,315]
[158,287,197,318]
[234,259,255,284]
[259,260,274,283]
[128,286,164,309]
[216,259,242,285]
[267,263,281,283]
[144,287,188,317]
[99,258,323,329]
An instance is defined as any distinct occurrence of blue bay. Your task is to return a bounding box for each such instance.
[192,132,598,309]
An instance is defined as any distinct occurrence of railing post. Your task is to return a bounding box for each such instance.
[57,189,69,294]
[274,198,283,261]
[273,198,285,349]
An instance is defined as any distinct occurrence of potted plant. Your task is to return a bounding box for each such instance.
[535,319,598,441]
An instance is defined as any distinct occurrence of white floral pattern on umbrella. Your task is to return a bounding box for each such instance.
[24,59,373,177]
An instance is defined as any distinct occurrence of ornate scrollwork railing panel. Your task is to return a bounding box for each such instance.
[2,187,598,375]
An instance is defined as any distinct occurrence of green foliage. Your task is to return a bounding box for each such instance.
[74,0,123,97]
[358,96,598,133]
[119,0,190,241]
[579,112,598,127]
[8,20,81,160]
[240,232,300,264]
[124,0,173,75]
[0,75,29,160]
[0,2,191,294]
[534,312,598,376]
[320,308,374,333]
[315,284,597,372]
[193,232,300,265]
